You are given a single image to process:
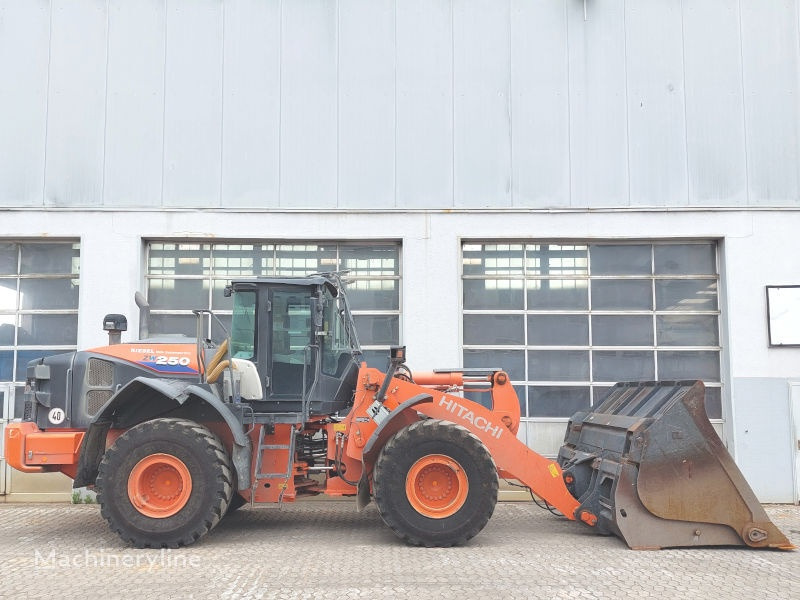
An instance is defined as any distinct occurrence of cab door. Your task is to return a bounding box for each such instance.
[266,288,314,401]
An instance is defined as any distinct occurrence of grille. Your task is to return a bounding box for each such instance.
[87,389,113,415]
[87,358,114,386]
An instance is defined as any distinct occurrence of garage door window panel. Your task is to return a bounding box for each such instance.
[528,350,590,381]
[593,350,656,381]
[463,241,722,419]
[657,351,720,381]
[655,244,716,275]
[592,279,653,311]
[146,242,401,364]
[19,314,78,346]
[464,279,524,310]
[0,242,80,385]
[464,349,525,382]
[527,314,589,346]
[529,386,591,417]
[591,244,651,275]
[592,315,653,347]
[464,314,525,346]
[656,315,719,347]
[655,280,718,311]
[526,279,588,310]
[19,279,79,310]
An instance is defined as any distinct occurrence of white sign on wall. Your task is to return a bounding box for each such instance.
[767,286,800,346]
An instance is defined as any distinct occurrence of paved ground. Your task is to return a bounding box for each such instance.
[1,501,798,599]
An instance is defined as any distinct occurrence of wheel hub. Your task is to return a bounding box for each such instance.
[405,454,469,519]
[127,453,192,518]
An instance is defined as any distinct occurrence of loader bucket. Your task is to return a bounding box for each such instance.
[558,381,794,550]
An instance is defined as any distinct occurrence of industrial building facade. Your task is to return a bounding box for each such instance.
[1,1,798,504]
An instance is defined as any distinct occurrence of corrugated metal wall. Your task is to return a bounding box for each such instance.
[0,0,798,209]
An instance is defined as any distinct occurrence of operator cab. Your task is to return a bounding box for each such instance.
[225,275,362,415]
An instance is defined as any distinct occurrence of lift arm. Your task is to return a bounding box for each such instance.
[348,365,587,524]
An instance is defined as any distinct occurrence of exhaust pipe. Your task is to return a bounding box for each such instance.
[134,291,150,340]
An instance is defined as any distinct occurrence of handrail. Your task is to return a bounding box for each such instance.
[192,309,236,400]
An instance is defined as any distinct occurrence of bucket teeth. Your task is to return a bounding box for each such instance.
[558,381,794,550]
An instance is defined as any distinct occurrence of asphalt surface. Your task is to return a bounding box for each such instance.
[1,501,798,599]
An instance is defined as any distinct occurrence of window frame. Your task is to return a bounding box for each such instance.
[0,241,81,384]
[144,240,402,365]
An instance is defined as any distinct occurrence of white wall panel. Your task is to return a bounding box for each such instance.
[732,378,795,502]
[740,0,800,205]
[626,0,688,206]
[221,0,280,208]
[510,0,569,207]
[280,0,337,208]
[0,1,49,206]
[521,422,571,459]
[396,0,453,208]
[453,0,512,208]
[44,0,107,206]
[162,0,223,207]
[103,0,165,207]
[567,0,629,207]
[683,0,747,205]
[1,1,799,212]
[338,0,395,208]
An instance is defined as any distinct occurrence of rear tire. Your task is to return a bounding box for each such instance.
[373,419,498,547]
[97,418,233,548]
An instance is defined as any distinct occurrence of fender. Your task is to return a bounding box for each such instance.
[356,393,432,511]
[74,376,251,490]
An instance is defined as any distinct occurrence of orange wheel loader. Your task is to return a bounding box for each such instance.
[4,274,794,550]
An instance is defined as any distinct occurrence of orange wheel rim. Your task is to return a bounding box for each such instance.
[127,453,192,518]
[405,454,468,519]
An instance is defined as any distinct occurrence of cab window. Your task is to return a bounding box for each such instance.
[270,291,312,396]
[321,292,355,377]
[230,290,256,359]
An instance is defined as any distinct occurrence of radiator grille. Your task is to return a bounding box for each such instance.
[87,358,114,386]
[87,389,113,415]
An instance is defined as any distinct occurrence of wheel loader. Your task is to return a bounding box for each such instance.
[3,274,794,550]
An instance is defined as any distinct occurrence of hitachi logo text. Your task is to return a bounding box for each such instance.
[438,396,503,439]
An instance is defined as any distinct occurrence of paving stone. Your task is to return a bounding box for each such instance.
[0,502,797,599]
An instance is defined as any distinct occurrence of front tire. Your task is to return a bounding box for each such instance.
[96,418,233,548]
[373,419,498,547]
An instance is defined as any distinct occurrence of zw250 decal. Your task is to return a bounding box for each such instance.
[90,343,200,375]
[154,355,192,367]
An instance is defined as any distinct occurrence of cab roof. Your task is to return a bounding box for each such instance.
[229,275,343,297]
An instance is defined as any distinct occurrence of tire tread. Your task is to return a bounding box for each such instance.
[96,418,233,548]
[373,419,498,547]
